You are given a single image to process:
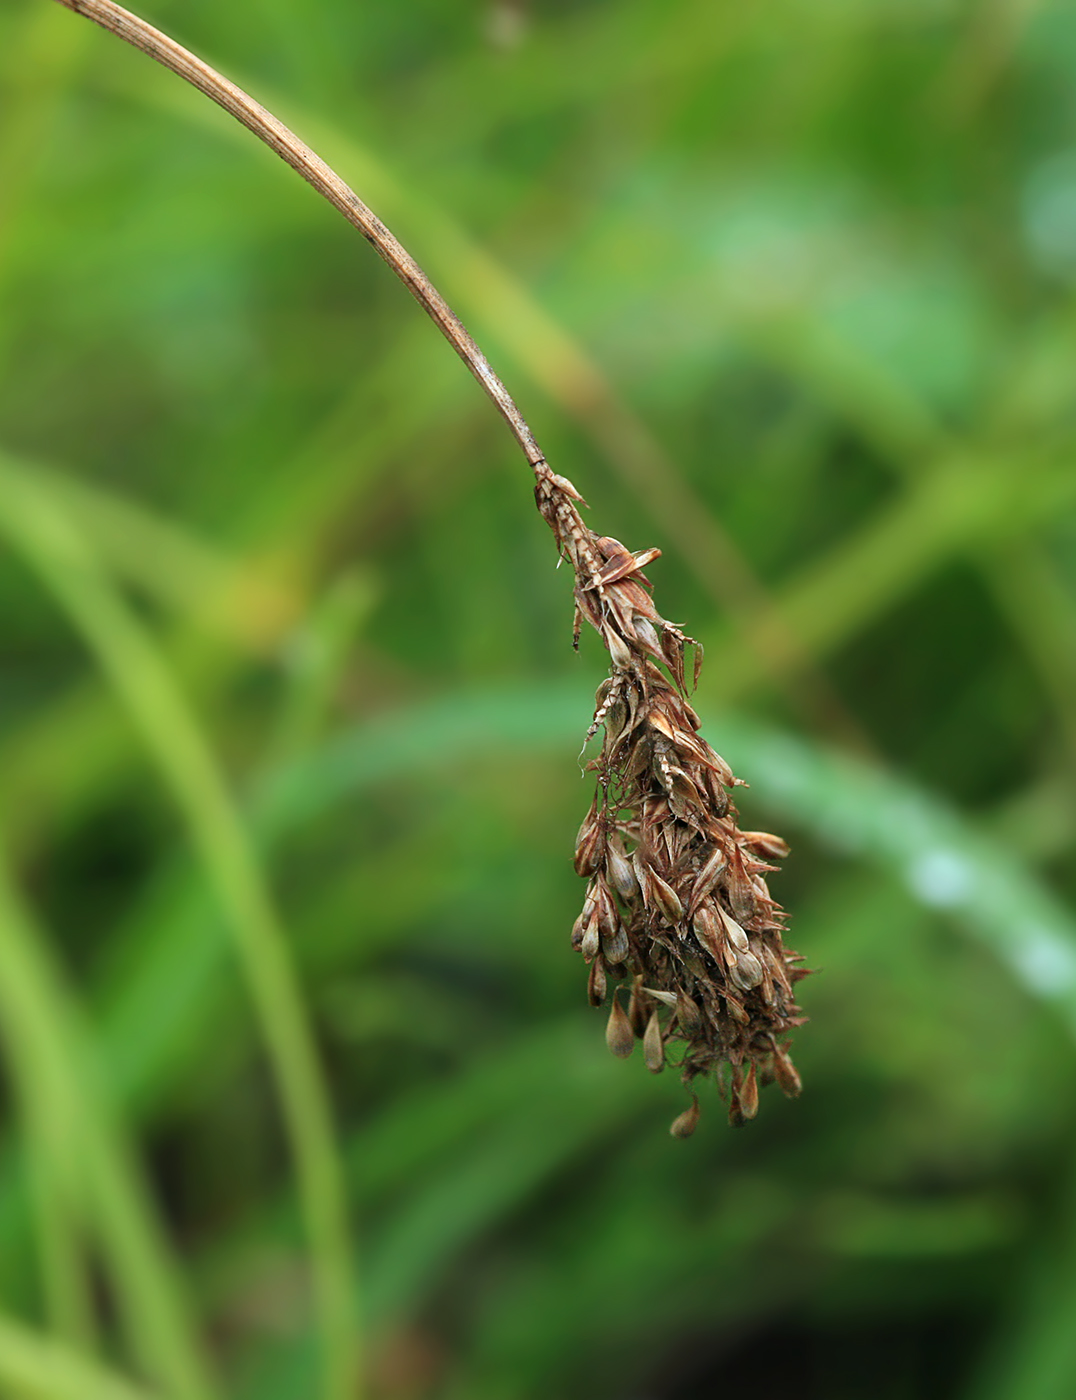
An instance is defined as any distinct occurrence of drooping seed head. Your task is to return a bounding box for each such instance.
[537,459,808,1134]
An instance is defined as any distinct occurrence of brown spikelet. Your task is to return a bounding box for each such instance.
[643,1012,665,1074]
[534,460,809,1133]
[670,1096,701,1139]
[605,993,635,1059]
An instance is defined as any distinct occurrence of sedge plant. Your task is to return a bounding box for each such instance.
[45,0,810,1388]
[51,0,808,1140]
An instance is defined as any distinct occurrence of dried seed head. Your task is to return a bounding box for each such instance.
[537,459,808,1131]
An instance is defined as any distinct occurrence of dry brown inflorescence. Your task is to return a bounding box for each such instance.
[534,460,809,1135]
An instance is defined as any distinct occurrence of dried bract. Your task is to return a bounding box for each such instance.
[534,460,808,1134]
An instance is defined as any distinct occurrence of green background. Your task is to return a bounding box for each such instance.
[2,0,1076,1396]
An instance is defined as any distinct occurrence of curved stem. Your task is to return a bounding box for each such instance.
[51,0,547,469]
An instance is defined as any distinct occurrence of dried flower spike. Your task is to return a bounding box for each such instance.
[534,460,809,1134]
[52,0,807,1148]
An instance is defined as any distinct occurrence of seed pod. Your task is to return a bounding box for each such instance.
[593,535,636,582]
[676,990,701,1034]
[729,950,764,991]
[670,1096,700,1139]
[580,919,601,962]
[601,923,629,965]
[727,856,757,923]
[678,729,714,767]
[606,628,632,669]
[680,948,709,981]
[692,903,722,960]
[570,913,585,950]
[594,882,620,937]
[588,958,607,1006]
[632,614,664,661]
[773,1043,802,1097]
[666,771,703,825]
[600,697,629,753]
[631,851,655,908]
[662,630,686,690]
[605,994,635,1058]
[648,869,684,924]
[741,831,790,861]
[740,1062,759,1120]
[702,766,730,817]
[719,909,750,954]
[573,806,604,877]
[643,1012,664,1073]
[624,737,651,784]
[724,993,749,1024]
[628,977,649,1038]
[605,840,638,900]
[647,709,676,741]
[549,469,586,502]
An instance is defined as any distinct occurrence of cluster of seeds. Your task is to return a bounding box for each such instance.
[534,460,808,1134]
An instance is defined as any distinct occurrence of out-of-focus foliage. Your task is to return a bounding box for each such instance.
[2,0,1076,1396]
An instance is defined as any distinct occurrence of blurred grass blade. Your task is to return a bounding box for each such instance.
[202,1018,657,1388]
[3,927,96,1351]
[964,1193,1076,1400]
[0,843,217,1399]
[711,446,1076,701]
[0,1310,162,1400]
[361,1043,645,1322]
[29,464,300,647]
[0,450,359,1400]
[265,568,378,767]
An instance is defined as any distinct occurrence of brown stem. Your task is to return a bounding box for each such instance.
[51,0,547,471]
